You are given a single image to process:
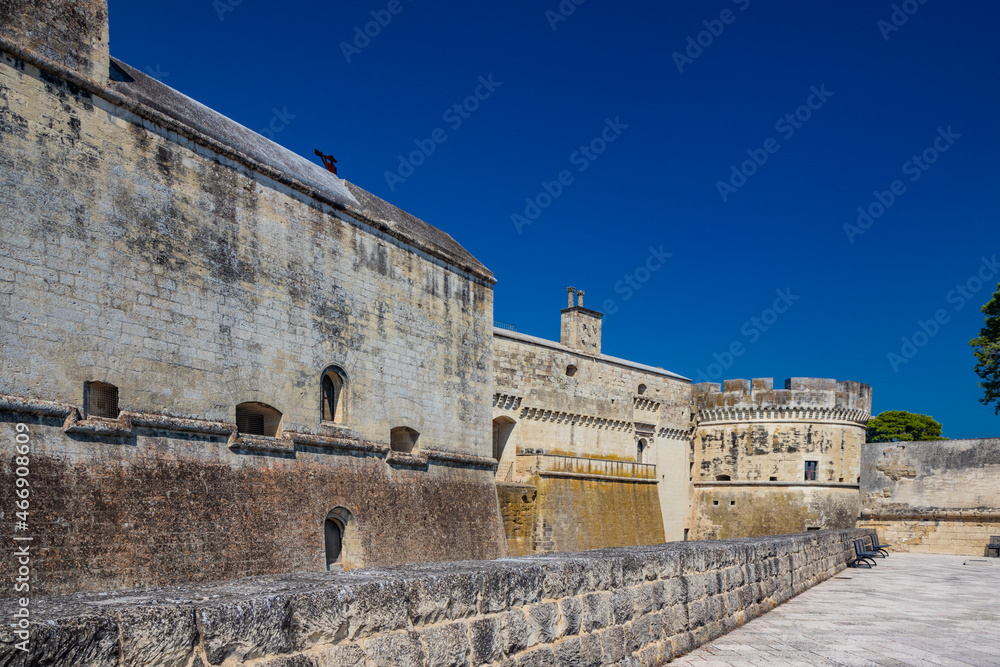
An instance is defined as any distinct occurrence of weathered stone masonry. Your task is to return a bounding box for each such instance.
[690,378,872,540]
[0,0,507,596]
[859,438,1000,555]
[0,529,869,666]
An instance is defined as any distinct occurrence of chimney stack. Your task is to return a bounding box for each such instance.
[0,0,111,85]
[560,287,603,356]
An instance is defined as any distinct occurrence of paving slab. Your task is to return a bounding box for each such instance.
[669,553,1000,666]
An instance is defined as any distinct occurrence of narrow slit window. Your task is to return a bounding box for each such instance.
[321,367,346,423]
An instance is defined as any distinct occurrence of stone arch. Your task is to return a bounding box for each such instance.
[324,507,361,570]
[321,365,347,424]
[636,438,649,464]
[390,426,420,453]
[235,402,282,437]
[493,416,516,462]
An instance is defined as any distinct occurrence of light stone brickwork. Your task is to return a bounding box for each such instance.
[0,0,507,595]
[492,298,693,549]
[859,438,1000,555]
[690,377,872,540]
[0,529,869,666]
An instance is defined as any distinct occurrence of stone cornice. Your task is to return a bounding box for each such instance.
[694,480,860,490]
[518,407,632,432]
[0,394,496,470]
[493,393,522,411]
[696,406,870,428]
[860,508,1000,521]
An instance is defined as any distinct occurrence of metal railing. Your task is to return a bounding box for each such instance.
[493,320,518,332]
[495,460,515,482]
[521,453,656,480]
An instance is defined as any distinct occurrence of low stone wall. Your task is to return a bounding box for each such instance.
[0,530,866,666]
[860,439,1000,555]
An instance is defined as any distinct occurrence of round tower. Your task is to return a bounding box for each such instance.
[689,377,872,540]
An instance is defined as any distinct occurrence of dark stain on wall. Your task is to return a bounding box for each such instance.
[0,426,508,598]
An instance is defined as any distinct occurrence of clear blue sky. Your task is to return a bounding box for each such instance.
[108,0,1000,438]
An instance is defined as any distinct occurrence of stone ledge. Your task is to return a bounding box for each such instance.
[860,509,1000,521]
[695,481,861,490]
[0,529,868,666]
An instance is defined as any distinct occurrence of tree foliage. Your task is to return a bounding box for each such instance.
[970,283,1000,415]
[865,410,946,443]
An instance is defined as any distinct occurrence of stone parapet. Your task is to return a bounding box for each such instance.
[521,453,657,483]
[693,377,872,425]
[0,530,869,666]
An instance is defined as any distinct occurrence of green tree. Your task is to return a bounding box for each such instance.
[865,410,947,443]
[970,283,1000,415]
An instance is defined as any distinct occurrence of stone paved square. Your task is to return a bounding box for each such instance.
[669,553,1000,666]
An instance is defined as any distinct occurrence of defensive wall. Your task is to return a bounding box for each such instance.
[859,438,1000,555]
[0,0,506,596]
[690,378,872,540]
[493,289,692,553]
[0,529,868,666]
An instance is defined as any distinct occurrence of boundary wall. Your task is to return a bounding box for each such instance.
[0,530,868,666]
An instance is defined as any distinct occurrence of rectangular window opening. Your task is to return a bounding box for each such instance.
[804,460,818,481]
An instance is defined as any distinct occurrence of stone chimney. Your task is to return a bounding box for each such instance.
[0,0,110,84]
[560,287,603,355]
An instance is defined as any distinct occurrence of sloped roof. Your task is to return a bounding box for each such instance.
[494,328,690,382]
[108,59,491,282]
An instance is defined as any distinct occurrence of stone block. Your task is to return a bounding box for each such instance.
[610,588,633,625]
[516,646,556,667]
[468,615,503,665]
[362,630,424,667]
[0,614,120,667]
[196,596,292,665]
[581,591,612,631]
[420,623,471,667]
[314,644,365,667]
[345,578,408,640]
[113,605,197,667]
[558,597,582,637]
[288,586,351,650]
[525,602,560,647]
[405,572,481,626]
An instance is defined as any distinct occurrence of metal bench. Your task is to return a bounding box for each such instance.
[850,538,879,568]
[988,536,1000,558]
[868,533,890,557]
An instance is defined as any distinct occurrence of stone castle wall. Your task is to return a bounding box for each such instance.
[0,5,506,596]
[493,328,692,547]
[0,529,869,666]
[690,378,871,539]
[859,438,1000,555]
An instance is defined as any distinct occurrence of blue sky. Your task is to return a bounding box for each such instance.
[108,0,1000,438]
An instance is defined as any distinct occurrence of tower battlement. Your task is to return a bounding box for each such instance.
[693,377,872,424]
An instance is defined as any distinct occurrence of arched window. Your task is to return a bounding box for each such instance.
[566,364,578,377]
[235,402,282,437]
[493,417,516,461]
[390,426,419,453]
[324,507,357,570]
[636,438,648,464]
[84,381,119,419]
[321,366,346,423]
[637,384,647,395]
